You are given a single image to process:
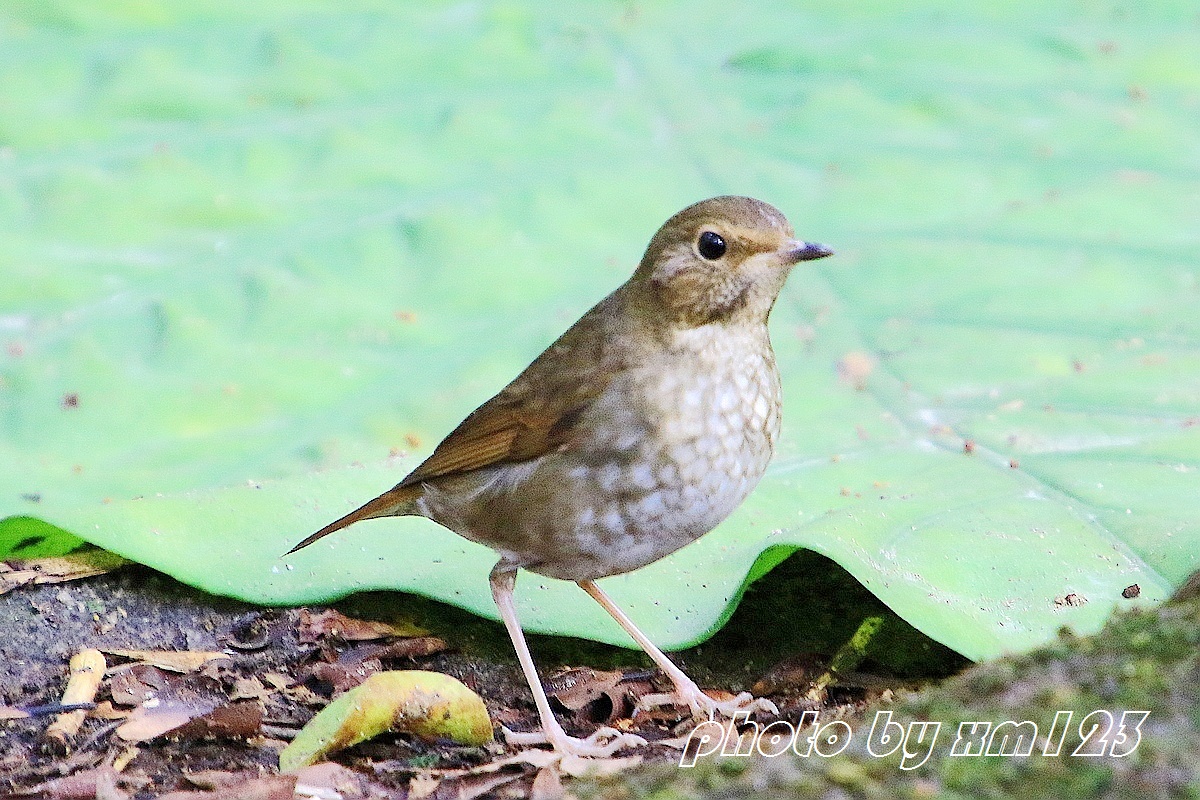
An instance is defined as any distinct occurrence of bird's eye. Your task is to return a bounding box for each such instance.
[697,230,726,260]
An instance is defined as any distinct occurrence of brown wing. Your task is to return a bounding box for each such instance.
[286,289,627,555]
[397,402,576,487]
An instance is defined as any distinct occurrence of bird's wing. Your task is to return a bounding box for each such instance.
[286,292,626,555]
[395,291,623,489]
[397,398,587,487]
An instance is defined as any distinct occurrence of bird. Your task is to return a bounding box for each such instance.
[286,196,832,757]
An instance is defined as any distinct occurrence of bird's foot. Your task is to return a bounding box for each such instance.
[638,683,778,721]
[501,724,648,758]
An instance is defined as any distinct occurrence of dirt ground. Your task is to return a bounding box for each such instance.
[0,550,966,798]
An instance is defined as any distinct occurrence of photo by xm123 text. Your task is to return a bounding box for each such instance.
[680,709,1150,770]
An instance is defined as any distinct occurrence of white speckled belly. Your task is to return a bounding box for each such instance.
[418,324,782,581]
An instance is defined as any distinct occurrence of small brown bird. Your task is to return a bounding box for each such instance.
[287,196,832,757]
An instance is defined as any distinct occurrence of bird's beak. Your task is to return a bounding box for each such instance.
[781,240,834,264]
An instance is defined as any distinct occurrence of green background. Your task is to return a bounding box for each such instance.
[2,0,1197,661]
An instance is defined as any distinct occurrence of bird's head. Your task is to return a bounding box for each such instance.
[632,195,831,326]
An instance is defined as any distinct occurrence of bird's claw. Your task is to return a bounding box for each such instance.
[501,724,648,758]
[638,687,778,721]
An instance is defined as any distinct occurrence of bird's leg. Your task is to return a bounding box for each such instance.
[490,563,647,758]
[576,579,777,720]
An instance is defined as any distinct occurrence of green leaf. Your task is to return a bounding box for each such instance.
[1,1,1195,661]
[279,670,492,772]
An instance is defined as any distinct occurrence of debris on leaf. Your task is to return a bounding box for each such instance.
[297,608,427,643]
[279,670,493,772]
[836,350,876,390]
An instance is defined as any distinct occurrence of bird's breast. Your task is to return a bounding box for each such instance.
[533,326,782,578]
[419,325,784,581]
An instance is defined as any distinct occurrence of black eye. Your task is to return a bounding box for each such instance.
[697,230,726,260]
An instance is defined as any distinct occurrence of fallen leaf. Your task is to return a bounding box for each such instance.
[546,667,627,724]
[101,649,230,673]
[90,701,131,721]
[305,658,382,694]
[559,753,643,778]
[18,765,121,800]
[229,675,275,701]
[0,549,130,595]
[751,653,826,695]
[116,700,210,742]
[155,775,296,800]
[279,670,493,771]
[183,770,251,790]
[529,765,564,800]
[438,771,524,799]
[116,696,261,743]
[407,773,440,800]
[346,636,449,663]
[292,762,373,800]
[297,609,426,643]
[173,703,263,740]
[95,770,131,800]
[109,664,169,706]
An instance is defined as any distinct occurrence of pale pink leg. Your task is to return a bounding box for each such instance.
[577,579,778,719]
[490,564,646,757]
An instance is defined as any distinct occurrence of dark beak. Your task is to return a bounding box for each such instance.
[783,240,834,264]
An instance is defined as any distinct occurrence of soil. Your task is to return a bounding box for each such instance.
[0,550,967,798]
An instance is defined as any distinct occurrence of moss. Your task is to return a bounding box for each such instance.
[580,597,1200,799]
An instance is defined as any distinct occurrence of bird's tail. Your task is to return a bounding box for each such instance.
[284,483,421,555]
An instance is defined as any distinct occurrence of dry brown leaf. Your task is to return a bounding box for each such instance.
[19,765,121,800]
[407,772,440,800]
[262,672,293,690]
[292,762,372,800]
[529,764,565,800]
[0,549,131,594]
[305,658,382,694]
[558,753,642,778]
[751,652,826,695]
[116,702,206,742]
[342,636,449,665]
[182,770,249,790]
[174,703,263,740]
[109,664,169,706]
[436,771,524,800]
[116,699,262,743]
[155,775,296,800]
[229,676,274,701]
[297,608,426,643]
[102,648,230,673]
[90,701,132,720]
[95,769,131,800]
[546,668,622,712]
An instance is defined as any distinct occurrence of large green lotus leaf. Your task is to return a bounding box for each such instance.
[1,1,1196,661]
